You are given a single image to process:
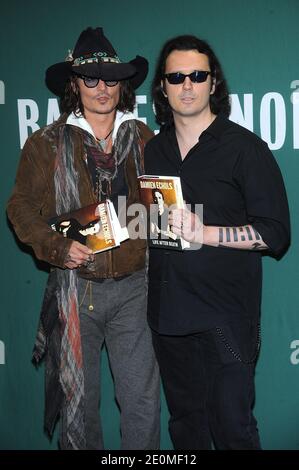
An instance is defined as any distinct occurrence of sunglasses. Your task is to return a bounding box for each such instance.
[77,75,118,88]
[163,70,211,85]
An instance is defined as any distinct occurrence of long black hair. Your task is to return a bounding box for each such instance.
[152,35,231,125]
[60,76,136,116]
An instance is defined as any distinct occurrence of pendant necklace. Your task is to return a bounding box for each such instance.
[96,128,113,152]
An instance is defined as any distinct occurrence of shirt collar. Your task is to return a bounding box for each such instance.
[164,112,230,142]
[201,113,229,141]
[66,110,136,143]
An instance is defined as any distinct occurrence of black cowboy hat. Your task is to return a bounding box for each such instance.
[46,27,148,96]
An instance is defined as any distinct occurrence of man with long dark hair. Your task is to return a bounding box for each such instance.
[144,34,290,449]
[7,27,160,450]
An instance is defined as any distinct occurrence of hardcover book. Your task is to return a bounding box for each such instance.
[50,199,129,253]
[138,175,190,250]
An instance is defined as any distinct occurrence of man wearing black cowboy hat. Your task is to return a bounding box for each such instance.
[7,27,160,450]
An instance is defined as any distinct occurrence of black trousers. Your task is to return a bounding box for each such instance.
[152,323,261,450]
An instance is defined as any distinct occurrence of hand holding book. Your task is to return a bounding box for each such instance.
[168,206,203,245]
[64,241,94,270]
[138,175,190,250]
[50,199,129,261]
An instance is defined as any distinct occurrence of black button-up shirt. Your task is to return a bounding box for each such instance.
[144,114,290,335]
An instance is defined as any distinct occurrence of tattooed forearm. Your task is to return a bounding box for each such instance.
[239,226,245,241]
[219,225,260,244]
[251,242,264,250]
[217,225,267,250]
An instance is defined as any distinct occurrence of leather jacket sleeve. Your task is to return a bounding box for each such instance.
[7,135,72,268]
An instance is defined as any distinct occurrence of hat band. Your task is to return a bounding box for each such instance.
[72,51,121,67]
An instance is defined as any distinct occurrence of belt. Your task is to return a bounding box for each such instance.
[79,273,132,284]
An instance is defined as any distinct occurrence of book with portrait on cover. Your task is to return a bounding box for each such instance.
[138,175,190,250]
[49,199,129,253]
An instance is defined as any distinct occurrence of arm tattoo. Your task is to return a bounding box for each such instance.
[239,226,246,241]
[218,225,265,250]
[251,242,265,250]
[252,226,261,240]
[245,226,253,240]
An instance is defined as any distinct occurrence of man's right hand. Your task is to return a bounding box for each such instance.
[64,241,94,269]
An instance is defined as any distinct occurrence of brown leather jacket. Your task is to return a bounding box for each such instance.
[7,114,153,279]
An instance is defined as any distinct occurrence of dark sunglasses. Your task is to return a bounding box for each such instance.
[164,70,211,85]
[77,75,118,88]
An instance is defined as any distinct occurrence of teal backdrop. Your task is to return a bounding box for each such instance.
[1,0,298,450]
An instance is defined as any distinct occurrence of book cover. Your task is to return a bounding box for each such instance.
[50,200,129,254]
[138,175,190,250]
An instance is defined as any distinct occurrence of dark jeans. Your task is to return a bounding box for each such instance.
[152,323,261,450]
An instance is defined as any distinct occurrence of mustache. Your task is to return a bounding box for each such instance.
[179,93,196,99]
[95,93,110,99]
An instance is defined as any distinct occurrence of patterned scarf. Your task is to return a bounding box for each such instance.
[53,118,142,449]
[83,120,142,199]
[54,125,84,449]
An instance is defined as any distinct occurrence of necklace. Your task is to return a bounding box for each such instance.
[96,128,114,151]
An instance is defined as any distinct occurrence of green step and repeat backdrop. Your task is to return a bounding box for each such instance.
[1,0,298,450]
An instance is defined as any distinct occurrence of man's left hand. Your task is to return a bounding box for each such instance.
[168,207,204,244]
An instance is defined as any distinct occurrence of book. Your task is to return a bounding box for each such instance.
[50,199,129,253]
[138,175,190,250]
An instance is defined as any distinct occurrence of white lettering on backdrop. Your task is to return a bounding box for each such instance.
[17,90,299,150]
